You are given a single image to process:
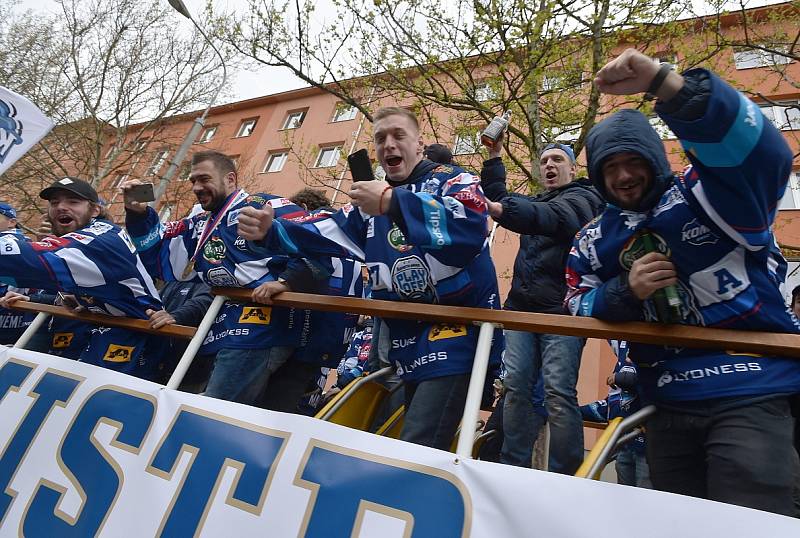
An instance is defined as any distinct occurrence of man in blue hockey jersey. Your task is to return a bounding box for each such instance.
[565,48,800,515]
[123,150,332,406]
[0,177,163,378]
[0,201,35,344]
[236,107,504,450]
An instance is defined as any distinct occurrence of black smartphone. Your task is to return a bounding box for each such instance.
[347,149,375,182]
[125,182,156,203]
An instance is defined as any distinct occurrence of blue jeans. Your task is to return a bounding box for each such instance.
[401,374,470,450]
[615,447,652,488]
[204,346,293,404]
[501,330,585,473]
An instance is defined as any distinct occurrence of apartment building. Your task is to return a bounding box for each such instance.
[96,2,799,444]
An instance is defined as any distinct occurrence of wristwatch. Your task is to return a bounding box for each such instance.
[646,62,674,100]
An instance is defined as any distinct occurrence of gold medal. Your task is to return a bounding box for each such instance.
[182,258,196,280]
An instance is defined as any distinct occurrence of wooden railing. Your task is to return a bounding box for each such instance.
[214,288,800,359]
[10,289,800,463]
[10,301,195,338]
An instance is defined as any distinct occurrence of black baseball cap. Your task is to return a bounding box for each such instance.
[424,143,453,165]
[40,177,99,203]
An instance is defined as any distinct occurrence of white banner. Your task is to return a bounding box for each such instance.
[0,86,54,176]
[0,347,797,537]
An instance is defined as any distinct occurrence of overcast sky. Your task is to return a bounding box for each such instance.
[15,0,784,107]
[15,0,311,105]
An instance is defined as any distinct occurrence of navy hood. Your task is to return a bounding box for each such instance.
[586,109,674,212]
[388,159,440,186]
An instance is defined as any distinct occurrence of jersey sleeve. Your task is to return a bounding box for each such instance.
[564,227,644,322]
[388,172,489,267]
[0,224,161,318]
[659,69,794,250]
[259,206,367,262]
[126,207,200,282]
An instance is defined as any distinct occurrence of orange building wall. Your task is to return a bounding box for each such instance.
[95,4,800,450]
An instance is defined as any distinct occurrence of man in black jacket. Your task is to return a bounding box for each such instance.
[482,139,604,472]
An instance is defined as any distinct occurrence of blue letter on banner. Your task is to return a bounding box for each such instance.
[297,442,469,537]
[0,360,33,403]
[23,387,155,536]
[148,408,287,536]
[0,370,80,522]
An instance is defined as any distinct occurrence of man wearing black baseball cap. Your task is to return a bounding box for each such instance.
[0,175,164,379]
[39,176,101,236]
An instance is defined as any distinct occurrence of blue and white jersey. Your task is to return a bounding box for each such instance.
[294,257,363,366]
[566,70,800,403]
[126,191,329,352]
[261,161,504,382]
[0,219,162,376]
[48,317,92,360]
[0,230,35,344]
[336,325,373,385]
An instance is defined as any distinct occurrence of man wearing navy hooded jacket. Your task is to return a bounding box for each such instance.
[566,49,800,515]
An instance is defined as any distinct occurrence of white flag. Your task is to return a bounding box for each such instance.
[0,86,55,176]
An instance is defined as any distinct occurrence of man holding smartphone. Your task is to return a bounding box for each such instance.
[235,107,504,450]
[0,177,164,378]
[123,151,334,406]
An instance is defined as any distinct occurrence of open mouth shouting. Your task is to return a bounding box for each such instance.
[385,155,402,169]
[53,214,78,234]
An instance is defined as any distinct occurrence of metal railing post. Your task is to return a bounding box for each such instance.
[12,312,50,349]
[166,294,226,389]
[455,321,496,458]
[577,405,657,479]
[318,366,393,421]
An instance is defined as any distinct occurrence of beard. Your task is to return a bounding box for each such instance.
[197,190,229,212]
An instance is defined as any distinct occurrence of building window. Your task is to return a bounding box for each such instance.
[648,117,677,140]
[542,123,580,144]
[314,146,342,168]
[760,103,800,131]
[733,47,791,70]
[453,130,481,155]
[263,152,288,173]
[111,173,128,190]
[235,118,258,138]
[332,104,358,122]
[282,110,307,130]
[779,172,800,210]
[541,75,563,92]
[128,140,148,171]
[197,126,217,143]
[472,81,496,102]
[147,150,169,176]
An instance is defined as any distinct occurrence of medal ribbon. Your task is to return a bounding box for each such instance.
[188,189,248,264]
